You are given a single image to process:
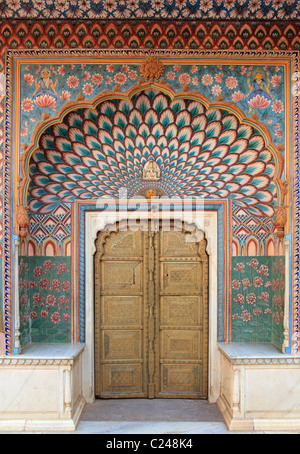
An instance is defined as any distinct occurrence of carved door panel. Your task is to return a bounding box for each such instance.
[95,222,208,399]
[95,229,148,398]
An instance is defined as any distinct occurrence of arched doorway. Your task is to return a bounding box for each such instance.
[94,220,209,399]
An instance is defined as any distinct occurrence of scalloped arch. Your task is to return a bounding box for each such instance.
[20,83,284,217]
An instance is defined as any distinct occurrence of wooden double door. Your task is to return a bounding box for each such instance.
[94,221,209,399]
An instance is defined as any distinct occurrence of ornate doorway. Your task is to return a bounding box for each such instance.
[94,221,209,399]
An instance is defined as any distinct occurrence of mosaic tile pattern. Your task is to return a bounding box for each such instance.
[19,256,72,347]
[0,1,299,20]
[231,256,285,344]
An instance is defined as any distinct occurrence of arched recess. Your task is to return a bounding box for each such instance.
[17,82,284,221]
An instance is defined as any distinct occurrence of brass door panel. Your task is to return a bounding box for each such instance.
[95,222,208,399]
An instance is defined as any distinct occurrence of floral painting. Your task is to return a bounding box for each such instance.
[20,62,285,149]
[231,256,285,345]
[19,256,72,346]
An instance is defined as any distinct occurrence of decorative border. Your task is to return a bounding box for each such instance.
[0,1,300,21]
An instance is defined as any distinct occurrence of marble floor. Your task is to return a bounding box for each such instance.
[1,399,297,434]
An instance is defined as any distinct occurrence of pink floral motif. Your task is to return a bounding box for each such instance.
[201,74,213,86]
[272,99,284,113]
[83,71,90,81]
[58,65,65,75]
[60,90,71,101]
[234,294,244,304]
[57,263,69,274]
[63,313,70,321]
[92,73,103,85]
[234,262,245,273]
[128,70,137,80]
[211,85,222,96]
[275,129,283,137]
[58,295,69,306]
[33,293,44,303]
[264,308,272,314]
[61,281,70,292]
[232,91,244,102]
[46,295,56,306]
[248,94,271,109]
[33,266,45,277]
[259,291,269,302]
[271,74,281,87]
[242,278,251,289]
[50,279,60,291]
[114,72,127,85]
[43,260,55,270]
[173,65,181,72]
[106,64,114,72]
[24,73,34,85]
[34,94,56,108]
[178,73,191,85]
[191,65,198,73]
[258,264,269,276]
[232,279,240,289]
[30,311,37,319]
[39,278,49,290]
[226,76,238,89]
[51,312,61,324]
[29,280,37,289]
[253,276,263,287]
[83,83,94,96]
[253,307,262,316]
[167,71,176,80]
[247,259,259,269]
[240,310,251,322]
[246,293,256,304]
[41,310,48,318]
[192,77,199,85]
[22,98,34,112]
[215,72,223,83]
[67,75,79,88]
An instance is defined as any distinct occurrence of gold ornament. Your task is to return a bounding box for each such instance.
[140,56,164,83]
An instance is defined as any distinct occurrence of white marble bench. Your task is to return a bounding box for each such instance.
[0,343,86,432]
[217,343,300,431]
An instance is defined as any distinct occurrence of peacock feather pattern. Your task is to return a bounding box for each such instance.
[28,89,276,217]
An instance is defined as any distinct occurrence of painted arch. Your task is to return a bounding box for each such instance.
[19,83,284,219]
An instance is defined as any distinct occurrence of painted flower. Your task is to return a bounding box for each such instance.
[201,74,213,86]
[41,310,48,318]
[240,66,247,75]
[63,313,70,321]
[58,295,69,306]
[21,128,28,137]
[226,76,238,89]
[33,266,45,277]
[179,73,191,85]
[24,73,34,85]
[242,278,251,289]
[232,314,240,320]
[248,94,271,109]
[234,262,245,273]
[30,311,37,319]
[264,308,272,314]
[275,129,283,138]
[83,71,90,81]
[271,74,281,87]
[92,73,103,85]
[57,263,69,274]
[232,279,240,289]
[191,65,198,73]
[128,70,137,80]
[167,71,176,80]
[39,278,49,289]
[67,75,79,88]
[82,83,94,96]
[106,64,114,72]
[265,281,272,288]
[232,91,244,102]
[215,72,223,83]
[173,65,181,72]
[259,292,269,302]
[34,94,56,108]
[33,293,44,303]
[46,295,56,306]
[30,280,37,289]
[258,264,269,276]
[247,259,259,269]
[211,85,222,96]
[240,310,251,322]
[50,279,60,291]
[43,259,55,270]
[272,99,284,114]
[253,276,263,287]
[253,307,262,316]
[246,293,256,304]
[51,312,61,324]
[60,90,71,101]
[61,281,70,291]
[234,294,244,304]
[114,72,127,85]
[22,98,34,112]
[58,65,65,75]
[192,77,199,86]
